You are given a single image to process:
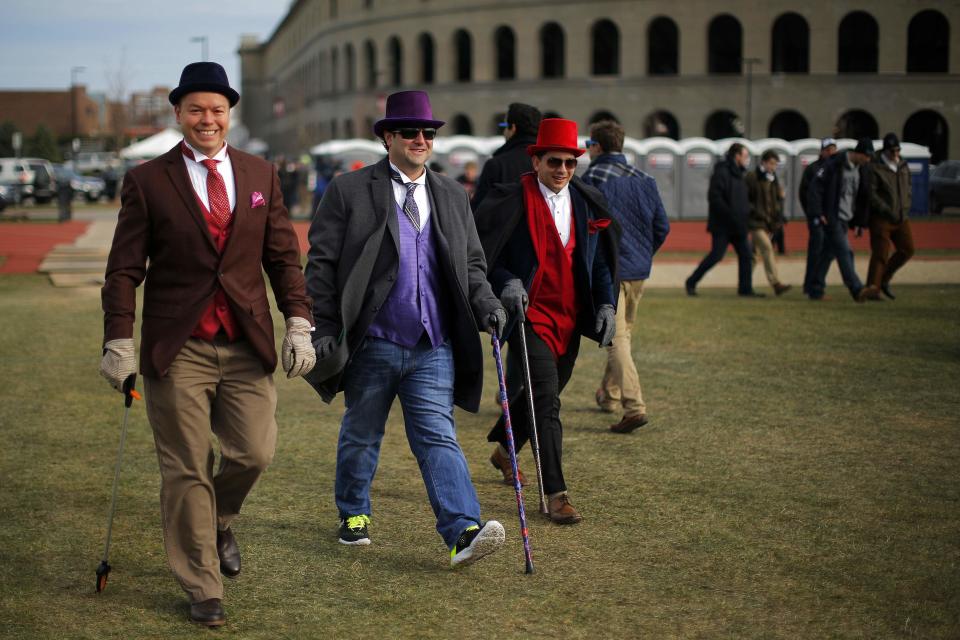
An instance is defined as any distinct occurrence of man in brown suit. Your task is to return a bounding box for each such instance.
[99,62,315,627]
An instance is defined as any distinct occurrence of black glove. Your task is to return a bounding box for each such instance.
[595,304,615,347]
[483,307,507,337]
[500,279,528,319]
[313,335,337,360]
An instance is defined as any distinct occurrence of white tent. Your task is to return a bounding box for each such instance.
[120,128,183,160]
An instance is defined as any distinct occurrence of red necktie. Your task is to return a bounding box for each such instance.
[200,159,232,228]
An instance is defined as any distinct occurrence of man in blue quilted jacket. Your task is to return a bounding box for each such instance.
[582,120,670,433]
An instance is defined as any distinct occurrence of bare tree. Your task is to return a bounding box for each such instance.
[104,47,131,153]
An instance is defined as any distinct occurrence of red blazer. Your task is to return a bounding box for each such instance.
[102,143,312,378]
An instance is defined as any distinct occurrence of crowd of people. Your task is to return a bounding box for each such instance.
[97,61,915,627]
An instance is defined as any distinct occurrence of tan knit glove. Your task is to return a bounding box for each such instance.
[99,338,136,392]
[281,316,316,378]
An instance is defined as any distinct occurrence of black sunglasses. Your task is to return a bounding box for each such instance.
[545,157,578,170]
[392,128,437,140]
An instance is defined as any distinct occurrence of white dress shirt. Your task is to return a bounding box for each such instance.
[389,161,431,228]
[538,179,572,247]
[182,140,236,213]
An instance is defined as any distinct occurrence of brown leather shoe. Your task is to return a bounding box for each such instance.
[610,414,649,434]
[547,494,582,524]
[490,447,526,486]
[856,285,881,303]
[774,283,792,296]
[190,598,225,627]
[217,528,241,578]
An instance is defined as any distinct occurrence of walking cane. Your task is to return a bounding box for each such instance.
[96,374,141,593]
[516,320,548,515]
[491,330,534,575]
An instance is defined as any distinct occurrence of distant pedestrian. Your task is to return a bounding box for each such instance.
[582,120,669,433]
[455,160,479,199]
[867,133,914,299]
[806,137,879,302]
[745,150,791,295]
[799,138,838,297]
[685,143,762,297]
[472,102,542,210]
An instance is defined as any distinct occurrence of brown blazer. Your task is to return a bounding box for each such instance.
[102,143,312,378]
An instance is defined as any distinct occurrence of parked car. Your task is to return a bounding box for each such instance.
[52,164,105,202]
[929,160,960,214]
[0,158,35,200]
[23,158,57,204]
[0,181,23,212]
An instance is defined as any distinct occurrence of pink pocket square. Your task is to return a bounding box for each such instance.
[250,191,265,208]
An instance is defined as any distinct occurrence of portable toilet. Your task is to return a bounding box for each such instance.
[754,138,795,219]
[791,138,824,220]
[899,142,932,215]
[637,137,681,219]
[678,138,720,219]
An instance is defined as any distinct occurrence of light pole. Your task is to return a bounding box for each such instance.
[190,36,209,61]
[742,57,762,139]
[70,66,86,145]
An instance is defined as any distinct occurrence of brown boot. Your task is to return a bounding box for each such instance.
[490,446,526,486]
[547,493,582,524]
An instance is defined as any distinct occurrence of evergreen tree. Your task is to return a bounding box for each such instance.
[0,121,19,157]
[25,125,62,162]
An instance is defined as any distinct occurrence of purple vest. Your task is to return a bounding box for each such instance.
[367,202,448,348]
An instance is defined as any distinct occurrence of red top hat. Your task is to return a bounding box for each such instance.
[527,118,585,157]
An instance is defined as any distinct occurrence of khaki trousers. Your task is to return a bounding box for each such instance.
[750,228,782,288]
[600,280,646,417]
[143,338,277,603]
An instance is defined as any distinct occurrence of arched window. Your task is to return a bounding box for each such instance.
[768,110,810,140]
[364,40,377,88]
[771,13,809,73]
[331,47,339,92]
[835,109,878,140]
[454,29,472,82]
[418,33,435,84]
[451,114,473,135]
[592,19,620,75]
[704,110,743,139]
[388,36,403,87]
[589,110,619,124]
[344,43,355,91]
[708,15,742,73]
[540,22,565,78]
[495,26,516,80]
[904,110,949,164]
[648,17,678,75]
[643,110,680,139]
[838,11,878,73]
[908,10,949,73]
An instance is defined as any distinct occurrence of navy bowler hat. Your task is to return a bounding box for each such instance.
[169,62,240,107]
[373,91,445,138]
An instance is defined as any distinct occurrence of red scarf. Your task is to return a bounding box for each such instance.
[522,174,578,358]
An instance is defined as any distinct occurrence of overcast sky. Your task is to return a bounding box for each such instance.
[0,0,291,98]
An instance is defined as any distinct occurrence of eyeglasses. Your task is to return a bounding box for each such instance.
[391,128,437,140]
[545,157,578,170]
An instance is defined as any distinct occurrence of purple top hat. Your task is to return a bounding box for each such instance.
[169,62,240,106]
[373,91,445,138]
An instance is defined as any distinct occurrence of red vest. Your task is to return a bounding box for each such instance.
[522,174,578,358]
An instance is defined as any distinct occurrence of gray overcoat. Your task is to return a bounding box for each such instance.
[303,157,501,412]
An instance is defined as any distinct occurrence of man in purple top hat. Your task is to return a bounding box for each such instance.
[303,90,507,566]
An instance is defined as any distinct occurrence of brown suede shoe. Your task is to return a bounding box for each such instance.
[548,494,582,524]
[190,598,225,627]
[856,285,881,303]
[610,414,649,434]
[774,283,792,296]
[490,447,526,486]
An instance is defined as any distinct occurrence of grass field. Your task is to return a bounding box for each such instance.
[0,275,958,639]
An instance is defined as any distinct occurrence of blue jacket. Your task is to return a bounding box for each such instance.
[582,153,670,280]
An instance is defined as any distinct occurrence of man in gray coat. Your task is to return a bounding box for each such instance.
[304,91,506,567]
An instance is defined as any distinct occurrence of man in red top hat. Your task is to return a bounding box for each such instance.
[99,61,315,626]
[475,118,619,524]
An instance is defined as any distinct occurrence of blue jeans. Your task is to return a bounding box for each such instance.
[803,218,831,296]
[809,219,863,299]
[687,230,754,294]
[335,335,481,548]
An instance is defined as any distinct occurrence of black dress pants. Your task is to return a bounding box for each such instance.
[488,322,580,495]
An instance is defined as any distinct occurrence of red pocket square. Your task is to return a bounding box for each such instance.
[250,191,265,208]
[588,218,611,234]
